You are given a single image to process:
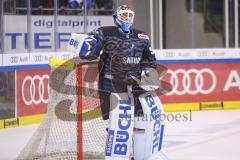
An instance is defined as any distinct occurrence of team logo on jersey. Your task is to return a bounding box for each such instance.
[122,57,141,64]
[112,55,141,65]
[138,34,149,40]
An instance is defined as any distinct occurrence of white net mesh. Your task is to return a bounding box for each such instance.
[17,60,108,160]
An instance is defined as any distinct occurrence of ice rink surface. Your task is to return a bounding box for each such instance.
[0,110,240,160]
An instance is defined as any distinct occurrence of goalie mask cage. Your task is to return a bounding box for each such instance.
[17,59,108,160]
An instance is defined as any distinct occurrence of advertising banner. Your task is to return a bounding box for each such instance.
[2,52,75,66]
[156,49,240,60]
[17,69,50,116]
[78,61,240,107]
[4,15,114,53]
[0,71,15,119]
[11,61,240,117]
[160,62,240,104]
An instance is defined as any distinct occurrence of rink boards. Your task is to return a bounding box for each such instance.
[0,48,240,129]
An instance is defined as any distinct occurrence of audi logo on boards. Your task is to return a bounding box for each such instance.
[198,51,210,57]
[164,69,216,95]
[61,54,70,60]
[21,75,49,105]
[163,52,176,58]
[10,56,19,63]
[34,55,43,62]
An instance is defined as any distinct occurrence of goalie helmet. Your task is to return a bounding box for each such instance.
[113,4,135,33]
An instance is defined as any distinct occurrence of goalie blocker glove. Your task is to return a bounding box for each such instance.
[67,33,98,60]
[79,35,98,60]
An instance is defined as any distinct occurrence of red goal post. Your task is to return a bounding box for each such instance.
[17,58,107,160]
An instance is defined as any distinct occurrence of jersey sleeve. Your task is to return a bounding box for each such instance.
[140,39,157,70]
[79,28,104,60]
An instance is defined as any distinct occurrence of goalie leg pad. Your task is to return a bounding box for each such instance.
[133,91,165,160]
[105,93,134,160]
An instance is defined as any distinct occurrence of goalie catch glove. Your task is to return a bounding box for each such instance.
[130,68,160,91]
[124,71,141,85]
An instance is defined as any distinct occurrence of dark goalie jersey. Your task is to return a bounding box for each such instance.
[81,26,156,93]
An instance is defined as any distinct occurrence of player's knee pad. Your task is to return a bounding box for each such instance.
[105,92,134,159]
[133,91,165,160]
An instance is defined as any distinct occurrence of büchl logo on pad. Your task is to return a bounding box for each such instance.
[113,98,132,156]
[144,95,164,153]
[145,95,160,120]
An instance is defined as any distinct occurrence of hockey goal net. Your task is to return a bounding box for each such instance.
[17,59,107,160]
